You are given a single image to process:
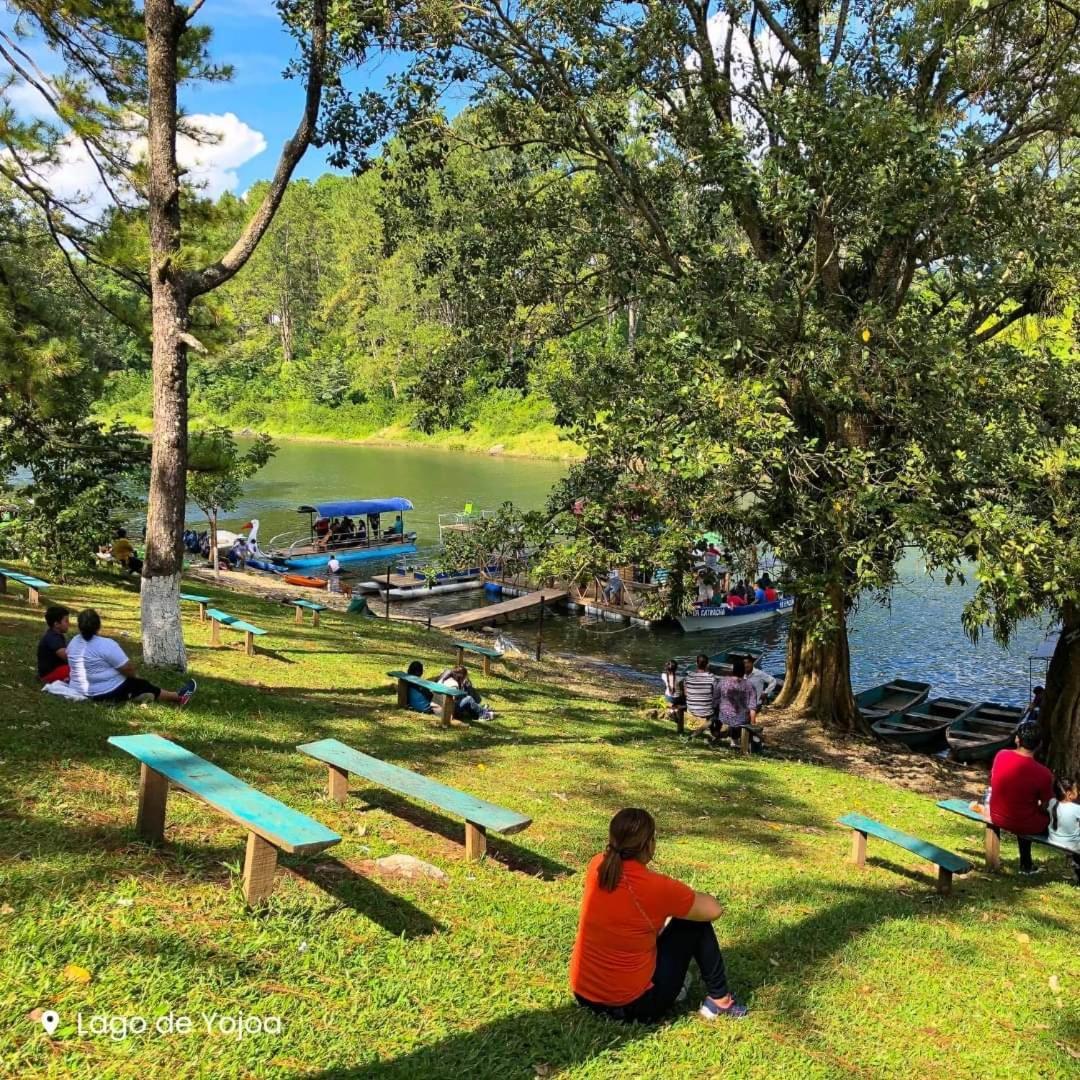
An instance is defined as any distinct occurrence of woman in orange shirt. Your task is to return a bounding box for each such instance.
[569,808,746,1022]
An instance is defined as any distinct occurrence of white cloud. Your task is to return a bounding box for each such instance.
[13,109,266,218]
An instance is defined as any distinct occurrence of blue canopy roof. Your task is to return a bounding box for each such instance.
[298,498,413,518]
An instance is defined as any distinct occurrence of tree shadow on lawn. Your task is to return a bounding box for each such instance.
[348,789,574,881]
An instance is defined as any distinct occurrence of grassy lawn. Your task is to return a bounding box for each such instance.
[0,573,1077,1079]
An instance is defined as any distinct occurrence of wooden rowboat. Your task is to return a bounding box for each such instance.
[871,696,971,750]
[856,679,931,725]
[946,702,1025,763]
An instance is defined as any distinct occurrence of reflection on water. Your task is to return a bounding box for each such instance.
[218,442,1052,707]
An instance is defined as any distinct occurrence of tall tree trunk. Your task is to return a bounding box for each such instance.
[773,582,864,732]
[1042,603,1080,776]
[141,0,188,670]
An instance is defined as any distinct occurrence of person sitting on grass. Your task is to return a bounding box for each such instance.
[37,605,71,685]
[404,660,437,714]
[110,529,142,574]
[437,665,494,721]
[569,807,747,1023]
[67,609,195,706]
[988,720,1054,876]
[1047,777,1080,887]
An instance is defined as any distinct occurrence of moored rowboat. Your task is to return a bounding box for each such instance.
[946,702,1025,763]
[871,696,971,750]
[856,679,931,724]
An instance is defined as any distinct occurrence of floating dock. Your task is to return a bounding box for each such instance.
[428,589,568,630]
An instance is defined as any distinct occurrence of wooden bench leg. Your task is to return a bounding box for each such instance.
[27,586,40,606]
[312,609,320,628]
[985,825,1001,870]
[739,727,751,755]
[242,833,279,906]
[936,866,953,896]
[244,630,255,656]
[197,602,207,622]
[397,678,409,708]
[482,655,491,676]
[295,606,303,625]
[136,764,168,843]
[456,646,465,667]
[439,694,454,727]
[210,620,220,646]
[327,764,349,804]
[0,574,6,594]
[850,828,867,868]
[465,821,487,860]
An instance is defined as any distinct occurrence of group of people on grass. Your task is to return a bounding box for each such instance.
[36,605,195,706]
[402,659,495,722]
[662,653,775,751]
[974,720,1080,884]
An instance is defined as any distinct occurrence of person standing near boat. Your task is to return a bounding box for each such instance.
[988,721,1054,876]
[744,655,778,704]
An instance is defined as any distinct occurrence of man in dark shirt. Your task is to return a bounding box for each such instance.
[37,605,71,683]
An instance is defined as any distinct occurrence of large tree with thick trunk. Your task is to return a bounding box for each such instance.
[0,0,400,667]
[419,0,1080,730]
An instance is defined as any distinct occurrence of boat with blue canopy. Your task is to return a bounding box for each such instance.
[263,498,418,568]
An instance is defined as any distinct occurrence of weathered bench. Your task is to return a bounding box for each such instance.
[452,639,502,676]
[290,597,327,627]
[730,723,764,756]
[180,592,212,622]
[0,567,50,606]
[838,811,972,895]
[206,608,267,656]
[937,798,1076,872]
[387,669,465,726]
[298,737,531,860]
[108,733,340,905]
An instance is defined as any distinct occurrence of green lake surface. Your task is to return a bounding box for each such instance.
[206,440,1052,706]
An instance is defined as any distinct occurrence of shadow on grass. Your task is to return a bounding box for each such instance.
[285,856,444,938]
[351,789,573,881]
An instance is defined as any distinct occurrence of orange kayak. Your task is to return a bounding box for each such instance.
[283,574,327,589]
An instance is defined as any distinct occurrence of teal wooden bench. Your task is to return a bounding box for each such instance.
[838,811,972,895]
[298,738,531,860]
[290,597,327,627]
[180,592,212,622]
[0,567,50,606]
[108,734,340,905]
[452,640,502,675]
[938,798,1076,872]
[387,669,465,726]
[206,608,267,656]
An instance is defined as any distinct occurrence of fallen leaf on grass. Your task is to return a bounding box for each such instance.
[1055,1042,1080,1061]
[0,904,14,916]
[1049,975,1061,993]
[768,957,781,968]
[1015,932,1031,944]
[534,1064,556,1078]
[28,1007,45,1023]
[553,792,568,802]
[62,963,92,984]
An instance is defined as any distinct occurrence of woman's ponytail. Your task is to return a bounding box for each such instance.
[597,808,656,892]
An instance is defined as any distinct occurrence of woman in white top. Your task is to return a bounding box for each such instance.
[1048,777,1080,885]
[67,609,196,705]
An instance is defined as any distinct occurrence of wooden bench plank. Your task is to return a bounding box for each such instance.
[937,798,1076,867]
[452,639,502,675]
[0,567,50,605]
[290,598,327,626]
[180,593,212,622]
[299,738,532,836]
[386,670,465,697]
[109,734,340,856]
[838,812,971,873]
[206,609,267,635]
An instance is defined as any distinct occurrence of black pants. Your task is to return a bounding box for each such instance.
[92,676,161,704]
[576,919,730,1023]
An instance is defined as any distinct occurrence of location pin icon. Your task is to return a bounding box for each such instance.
[41,1011,60,1036]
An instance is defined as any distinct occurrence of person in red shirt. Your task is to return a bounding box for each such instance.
[569,808,746,1022]
[989,722,1055,875]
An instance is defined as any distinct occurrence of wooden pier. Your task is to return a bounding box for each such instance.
[429,590,567,630]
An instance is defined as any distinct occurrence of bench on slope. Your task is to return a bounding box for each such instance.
[109,733,340,905]
[299,738,530,860]
[387,669,465,726]
[451,640,502,676]
[0,567,50,606]
[180,592,212,621]
[838,811,972,895]
[206,608,268,656]
[937,798,1078,873]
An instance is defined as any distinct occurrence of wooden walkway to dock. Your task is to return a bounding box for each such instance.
[429,590,568,630]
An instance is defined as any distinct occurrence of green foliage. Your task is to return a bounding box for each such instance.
[187,426,277,527]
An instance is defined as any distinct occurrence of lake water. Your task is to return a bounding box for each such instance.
[208,440,1052,705]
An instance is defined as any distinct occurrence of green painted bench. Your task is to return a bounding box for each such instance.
[0,567,50,606]
[387,669,465,726]
[108,734,340,905]
[180,592,212,621]
[206,608,267,656]
[452,639,502,676]
[298,738,531,860]
[838,811,972,895]
[938,798,1076,872]
[290,597,328,627]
